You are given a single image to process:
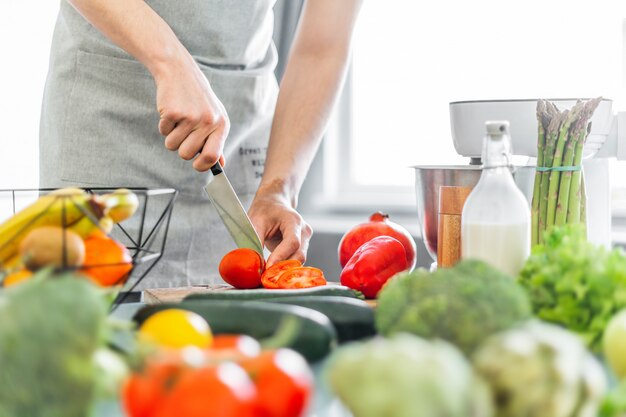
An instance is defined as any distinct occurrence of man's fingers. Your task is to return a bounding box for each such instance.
[289,222,313,265]
[163,120,193,151]
[178,128,210,160]
[158,117,176,136]
[192,125,226,171]
[266,223,302,267]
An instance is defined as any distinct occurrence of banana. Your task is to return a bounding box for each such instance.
[68,215,114,239]
[99,188,139,223]
[0,188,106,264]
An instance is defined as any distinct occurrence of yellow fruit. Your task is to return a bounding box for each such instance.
[19,226,86,270]
[3,269,33,287]
[100,189,139,223]
[139,309,213,349]
[0,188,105,264]
[604,309,626,379]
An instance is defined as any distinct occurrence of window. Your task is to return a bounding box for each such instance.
[314,1,626,216]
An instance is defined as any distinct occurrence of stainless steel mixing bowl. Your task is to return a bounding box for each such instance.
[413,165,535,262]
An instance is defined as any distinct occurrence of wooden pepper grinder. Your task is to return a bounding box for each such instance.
[438,186,472,268]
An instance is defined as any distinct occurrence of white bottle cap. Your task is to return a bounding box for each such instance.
[485,121,510,136]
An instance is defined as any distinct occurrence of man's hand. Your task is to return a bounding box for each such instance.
[248,185,313,267]
[66,0,229,172]
[155,60,229,171]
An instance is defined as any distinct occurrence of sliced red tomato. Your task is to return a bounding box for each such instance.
[275,267,326,289]
[261,260,303,289]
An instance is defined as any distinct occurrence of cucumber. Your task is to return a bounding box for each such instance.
[262,296,377,343]
[184,285,364,301]
[133,300,337,363]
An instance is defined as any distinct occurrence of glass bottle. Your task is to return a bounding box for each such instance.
[461,121,530,277]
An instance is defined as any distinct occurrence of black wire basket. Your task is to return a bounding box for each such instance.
[0,187,178,308]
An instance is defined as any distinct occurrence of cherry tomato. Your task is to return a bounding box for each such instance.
[261,260,302,289]
[210,334,261,358]
[154,362,259,417]
[340,236,409,298]
[219,248,265,289]
[139,309,213,349]
[338,212,417,270]
[275,267,327,289]
[240,349,314,417]
[122,354,189,417]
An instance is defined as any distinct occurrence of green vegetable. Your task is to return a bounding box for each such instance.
[518,224,626,351]
[600,380,626,417]
[184,285,364,301]
[375,259,531,354]
[262,296,376,343]
[473,320,606,417]
[0,269,116,417]
[532,98,601,245]
[326,333,493,417]
[134,299,338,362]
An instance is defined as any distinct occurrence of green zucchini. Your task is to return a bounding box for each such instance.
[133,300,337,363]
[262,296,377,343]
[184,285,364,301]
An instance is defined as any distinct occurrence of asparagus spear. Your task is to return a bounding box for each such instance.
[545,101,585,231]
[538,110,564,242]
[580,172,587,226]
[554,120,586,226]
[566,122,592,224]
[531,100,547,246]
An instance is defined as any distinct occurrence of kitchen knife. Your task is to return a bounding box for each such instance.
[204,162,264,254]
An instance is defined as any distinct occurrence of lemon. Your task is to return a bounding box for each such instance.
[139,308,213,349]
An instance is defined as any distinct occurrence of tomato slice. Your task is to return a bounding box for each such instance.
[261,260,303,289]
[275,267,327,289]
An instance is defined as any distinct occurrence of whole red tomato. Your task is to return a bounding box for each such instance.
[240,349,314,417]
[153,362,259,417]
[340,236,409,299]
[219,248,265,289]
[338,212,417,271]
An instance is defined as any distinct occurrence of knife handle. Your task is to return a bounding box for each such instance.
[210,161,223,176]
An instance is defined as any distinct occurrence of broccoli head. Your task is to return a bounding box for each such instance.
[0,270,110,417]
[375,259,532,354]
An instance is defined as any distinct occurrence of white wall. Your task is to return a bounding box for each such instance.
[0,1,59,189]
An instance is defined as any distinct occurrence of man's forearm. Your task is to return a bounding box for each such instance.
[66,0,189,79]
[258,0,363,206]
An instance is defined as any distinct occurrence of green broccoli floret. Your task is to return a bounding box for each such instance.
[0,270,110,417]
[375,259,532,354]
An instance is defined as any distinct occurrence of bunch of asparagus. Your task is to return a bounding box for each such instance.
[531,98,602,246]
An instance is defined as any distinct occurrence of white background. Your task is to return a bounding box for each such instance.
[0,1,59,189]
[350,0,626,188]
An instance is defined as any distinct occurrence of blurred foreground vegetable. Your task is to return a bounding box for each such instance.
[519,225,626,351]
[473,321,606,417]
[376,259,531,354]
[0,269,126,417]
[327,334,493,417]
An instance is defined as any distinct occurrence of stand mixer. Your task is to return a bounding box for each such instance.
[414,98,626,268]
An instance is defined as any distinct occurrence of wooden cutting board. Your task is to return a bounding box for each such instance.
[143,285,378,308]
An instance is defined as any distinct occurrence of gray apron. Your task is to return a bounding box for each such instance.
[39,0,279,288]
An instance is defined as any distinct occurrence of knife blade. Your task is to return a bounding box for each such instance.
[204,162,264,254]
